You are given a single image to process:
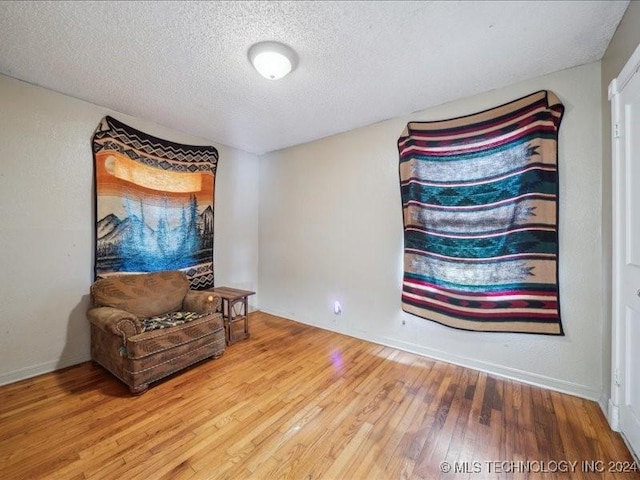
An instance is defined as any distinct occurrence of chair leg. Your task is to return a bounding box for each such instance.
[129,383,149,395]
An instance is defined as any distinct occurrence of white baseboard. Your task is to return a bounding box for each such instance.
[608,398,620,430]
[1,307,263,388]
[373,333,603,401]
[261,307,603,402]
[4,309,604,404]
[0,353,90,387]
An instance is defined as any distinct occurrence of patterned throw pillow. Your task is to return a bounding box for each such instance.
[139,311,208,332]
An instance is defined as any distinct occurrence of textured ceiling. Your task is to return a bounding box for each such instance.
[0,1,630,154]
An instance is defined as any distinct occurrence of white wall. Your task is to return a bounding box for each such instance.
[0,74,259,385]
[259,62,605,402]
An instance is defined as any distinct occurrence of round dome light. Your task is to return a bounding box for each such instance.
[248,41,297,80]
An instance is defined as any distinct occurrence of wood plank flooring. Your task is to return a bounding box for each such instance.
[0,312,637,479]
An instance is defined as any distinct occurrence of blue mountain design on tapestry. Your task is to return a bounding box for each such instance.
[92,116,218,290]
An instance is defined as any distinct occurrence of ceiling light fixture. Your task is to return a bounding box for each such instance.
[248,41,297,80]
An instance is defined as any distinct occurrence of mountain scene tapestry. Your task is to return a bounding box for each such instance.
[398,90,564,335]
[93,116,218,290]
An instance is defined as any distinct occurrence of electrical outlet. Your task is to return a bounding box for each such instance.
[333,301,342,315]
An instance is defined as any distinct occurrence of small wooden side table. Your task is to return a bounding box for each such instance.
[211,287,256,345]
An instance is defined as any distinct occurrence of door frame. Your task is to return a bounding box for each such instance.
[609,41,640,434]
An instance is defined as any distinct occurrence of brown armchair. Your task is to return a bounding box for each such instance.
[88,270,225,394]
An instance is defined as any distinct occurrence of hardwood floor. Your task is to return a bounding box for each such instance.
[0,312,637,479]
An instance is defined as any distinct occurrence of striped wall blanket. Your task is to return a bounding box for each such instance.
[398,90,564,335]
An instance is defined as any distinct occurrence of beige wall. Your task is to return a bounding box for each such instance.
[2,6,636,403]
[0,74,260,385]
[600,1,640,409]
[259,62,605,401]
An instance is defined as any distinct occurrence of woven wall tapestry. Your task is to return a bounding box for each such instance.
[398,90,564,335]
[92,116,218,290]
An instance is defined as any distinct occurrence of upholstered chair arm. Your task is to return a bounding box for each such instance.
[183,291,222,314]
[87,307,142,338]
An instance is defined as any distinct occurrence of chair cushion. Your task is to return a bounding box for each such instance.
[125,313,223,360]
[140,311,208,332]
[91,271,190,318]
